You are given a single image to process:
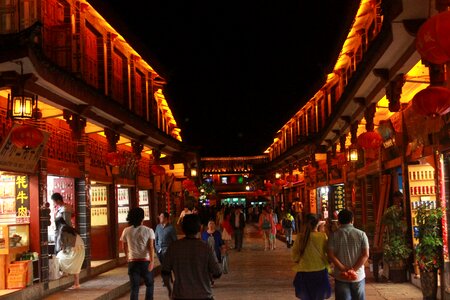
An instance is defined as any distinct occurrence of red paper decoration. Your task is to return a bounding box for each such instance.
[182,179,196,190]
[150,164,166,175]
[416,10,450,64]
[286,175,296,183]
[264,181,273,190]
[106,151,125,167]
[357,131,383,149]
[10,125,44,149]
[412,86,450,117]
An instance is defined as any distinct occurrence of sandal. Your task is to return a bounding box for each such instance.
[68,285,80,290]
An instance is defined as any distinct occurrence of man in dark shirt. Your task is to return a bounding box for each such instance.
[162,214,222,300]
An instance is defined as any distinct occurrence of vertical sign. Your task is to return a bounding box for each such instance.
[309,189,317,214]
[15,175,30,223]
[438,153,449,261]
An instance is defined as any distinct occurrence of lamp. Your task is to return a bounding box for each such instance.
[190,168,197,177]
[275,172,281,179]
[346,144,359,162]
[7,62,39,120]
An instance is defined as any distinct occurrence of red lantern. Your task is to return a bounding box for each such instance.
[264,181,273,190]
[150,164,166,175]
[106,151,125,167]
[357,131,383,149]
[412,86,450,117]
[286,175,296,183]
[416,10,450,64]
[182,179,196,189]
[10,125,44,149]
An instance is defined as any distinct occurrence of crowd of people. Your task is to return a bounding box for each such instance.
[50,190,370,300]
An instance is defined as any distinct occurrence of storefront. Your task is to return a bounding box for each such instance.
[0,173,37,290]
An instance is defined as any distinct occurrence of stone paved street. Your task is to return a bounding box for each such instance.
[117,223,424,300]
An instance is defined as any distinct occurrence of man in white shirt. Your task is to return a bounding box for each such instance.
[120,207,155,300]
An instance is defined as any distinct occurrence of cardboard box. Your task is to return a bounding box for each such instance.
[7,263,27,289]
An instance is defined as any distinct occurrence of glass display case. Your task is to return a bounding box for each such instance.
[118,187,130,223]
[408,163,436,246]
[139,190,150,221]
[0,223,30,255]
[91,185,108,226]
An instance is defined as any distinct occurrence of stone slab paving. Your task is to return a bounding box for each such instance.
[118,224,424,300]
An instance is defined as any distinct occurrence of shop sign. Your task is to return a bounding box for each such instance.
[15,175,30,224]
[0,127,49,173]
[309,189,317,214]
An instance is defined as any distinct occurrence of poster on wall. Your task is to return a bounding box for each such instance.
[0,127,49,173]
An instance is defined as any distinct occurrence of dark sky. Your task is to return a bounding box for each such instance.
[93,1,360,157]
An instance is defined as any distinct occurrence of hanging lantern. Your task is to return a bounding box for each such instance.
[150,164,166,176]
[10,125,44,149]
[416,10,450,65]
[412,86,450,117]
[182,179,196,189]
[377,120,394,140]
[357,131,383,149]
[264,181,273,190]
[106,151,125,167]
[346,144,359,162]
[286,175,296,183]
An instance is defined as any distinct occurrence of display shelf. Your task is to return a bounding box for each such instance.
[408,163,436,252]
[0,224,30,255]
[90,185,109,226]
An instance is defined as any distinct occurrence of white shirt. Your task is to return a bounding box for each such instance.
[120,225,155,260]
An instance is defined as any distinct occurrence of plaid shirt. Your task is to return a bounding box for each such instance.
[328,224,369,282]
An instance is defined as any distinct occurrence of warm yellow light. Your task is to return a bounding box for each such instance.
[346,145,359,162]
[275,172,281,179]
[191,168,197,177]
[12,96,34,118]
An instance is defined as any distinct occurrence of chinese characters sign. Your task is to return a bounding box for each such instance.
[15,175,30,224]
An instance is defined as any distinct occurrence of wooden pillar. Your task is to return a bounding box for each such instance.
[132,140,143,209]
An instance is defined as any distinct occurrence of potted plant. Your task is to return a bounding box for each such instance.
[381,205,412,282]
[415,203,443,300]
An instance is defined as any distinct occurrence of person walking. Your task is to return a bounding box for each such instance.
[120,207,155,300]
[292,214,331,300]
[230,206,246,251]
[201,220,225,285]
[282,211,296,248]
[327,209,369,300]
[55,218,85,289]
[258,206,275,251]
[52,192,73,254]
[161,214,222,299]
[177,207,192,225]
[154,212,177,285]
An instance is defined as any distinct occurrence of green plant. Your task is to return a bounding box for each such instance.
[382,205,412,261]
[415,204,443,272]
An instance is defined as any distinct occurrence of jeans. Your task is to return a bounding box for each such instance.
[284,228,293,244]
[335,279,365,300]
[234,228,243,251]
[128,261,154,300]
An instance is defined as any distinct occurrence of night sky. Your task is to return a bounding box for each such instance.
[91,1,360,157]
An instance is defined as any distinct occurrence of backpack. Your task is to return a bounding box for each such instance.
[262,218,271,230]
[282,218,292,229]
